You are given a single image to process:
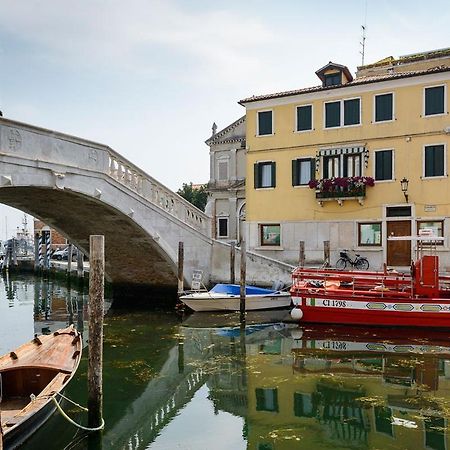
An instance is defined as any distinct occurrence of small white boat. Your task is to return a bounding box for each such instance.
[179,284,291,312]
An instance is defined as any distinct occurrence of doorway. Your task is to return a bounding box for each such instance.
[387,220,411,266]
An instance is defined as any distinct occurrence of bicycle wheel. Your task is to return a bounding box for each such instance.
[356,257,369,270]
[336,258,347,270]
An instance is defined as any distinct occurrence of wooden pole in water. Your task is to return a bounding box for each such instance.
[299,241,305,267]
[230,242,236,284]
[324,240,330,267]
[88,235,104,429]
[77,248,84,279]
[177,242,184,294]
[239,241,246,320]
[67,243,73,277]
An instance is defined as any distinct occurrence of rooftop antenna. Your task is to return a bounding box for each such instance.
[360,0,368,66]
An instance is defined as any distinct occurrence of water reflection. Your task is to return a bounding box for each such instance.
[2,274,450,450]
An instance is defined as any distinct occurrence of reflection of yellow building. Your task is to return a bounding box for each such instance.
[239,48,450,269]
[245,333,450,450]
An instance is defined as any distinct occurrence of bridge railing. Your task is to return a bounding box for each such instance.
[107,153,210,235]
[0,117,211,237]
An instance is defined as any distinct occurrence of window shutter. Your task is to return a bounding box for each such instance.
[292,159,298,186]
[271,161,276,187]
[309,158,316,182]
[254,163,259,188]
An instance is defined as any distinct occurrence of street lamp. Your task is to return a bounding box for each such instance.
[400,177,409,203]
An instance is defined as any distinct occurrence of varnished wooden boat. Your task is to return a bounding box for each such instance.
[0,325,82,449]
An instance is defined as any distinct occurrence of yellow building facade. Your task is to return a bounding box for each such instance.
[240,49,450,268]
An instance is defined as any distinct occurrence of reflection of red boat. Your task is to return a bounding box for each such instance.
[290,238,450,328]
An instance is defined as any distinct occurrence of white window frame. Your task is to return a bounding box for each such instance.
[423,84,447,118]
[295,104,313,133]
[216,156,229,182]
[373,148,395,182]
[323,97,361,129]
[293,156,315,188]
[256,109,274,137]
[423,143,447,179]
[255,160,275,190]
[373,92,395,123]
[217,216,229,239]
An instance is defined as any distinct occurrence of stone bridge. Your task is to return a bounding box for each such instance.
[0,118,293,290]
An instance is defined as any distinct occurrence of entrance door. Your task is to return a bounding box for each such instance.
[387,220,411,266]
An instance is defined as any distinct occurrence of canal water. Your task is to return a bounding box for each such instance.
[2,273,450,450]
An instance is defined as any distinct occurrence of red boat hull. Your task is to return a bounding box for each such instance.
[293,297,450,328]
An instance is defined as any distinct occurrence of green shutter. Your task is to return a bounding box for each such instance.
[344,99,360,125]
[325,102,340,128]
[271,162,276,187]
[254,163,259,188]
[310,158,316,181]
[292,159,298,186]
[425,86,445,115]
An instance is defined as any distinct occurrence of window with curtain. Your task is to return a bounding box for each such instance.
[292,158,315,185]
[254,161,276,188]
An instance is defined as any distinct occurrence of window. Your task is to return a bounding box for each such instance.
[417,220,443,244]
[425,416,446,450]
[217,217,228,238]
[375,93,393,122]
[294,393,315,417]
[375,150,393,181]
[374,407,393,436]
[424,86,445,116]
[292,158,315,186]
[322,153,362,178]
[386,206,411,217]
[260,224,280,246]
[296,105,312,131]
[325,101,340,128]
[255,388,279,412]
[424,144,445,178]
[324,72,341,86]
[358,222,382,246]
[325,98,360,128]
[217,159,228,181]
[343,99,360,125]
[257,110,273,136]
[254,161,276,188]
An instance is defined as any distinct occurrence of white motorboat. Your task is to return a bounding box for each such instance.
[179,284,291,312]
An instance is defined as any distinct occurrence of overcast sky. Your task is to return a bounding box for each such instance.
[0,0,449,239]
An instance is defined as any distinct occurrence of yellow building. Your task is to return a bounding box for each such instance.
[239,48,450,269]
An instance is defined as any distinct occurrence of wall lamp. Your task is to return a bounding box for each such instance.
[400,177,409,203]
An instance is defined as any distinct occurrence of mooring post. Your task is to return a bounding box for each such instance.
[88,235,104,429]
[34,232,39,272]
[77,249,84,279]
[12,238,17,267]
[177,242,184,294]
[67,243,73,277]
[230,242,236,284]
[299,241,305,267]
[239,241,246,321]
[324,240,330,267]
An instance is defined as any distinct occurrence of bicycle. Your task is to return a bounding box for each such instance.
[336,249,369,270]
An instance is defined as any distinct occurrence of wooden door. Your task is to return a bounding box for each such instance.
[387,220,411,266]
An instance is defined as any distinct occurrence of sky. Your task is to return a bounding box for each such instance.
[0,0,449,238]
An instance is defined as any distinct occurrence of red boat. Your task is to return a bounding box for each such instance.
[290,237,450,328]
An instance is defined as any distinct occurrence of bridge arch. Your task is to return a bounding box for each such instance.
[0,118,213,289]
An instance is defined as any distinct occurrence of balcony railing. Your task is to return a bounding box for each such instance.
[316,185,366,199]
[309,177,374,206]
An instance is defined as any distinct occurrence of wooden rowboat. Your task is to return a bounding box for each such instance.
[0,325,82,449]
